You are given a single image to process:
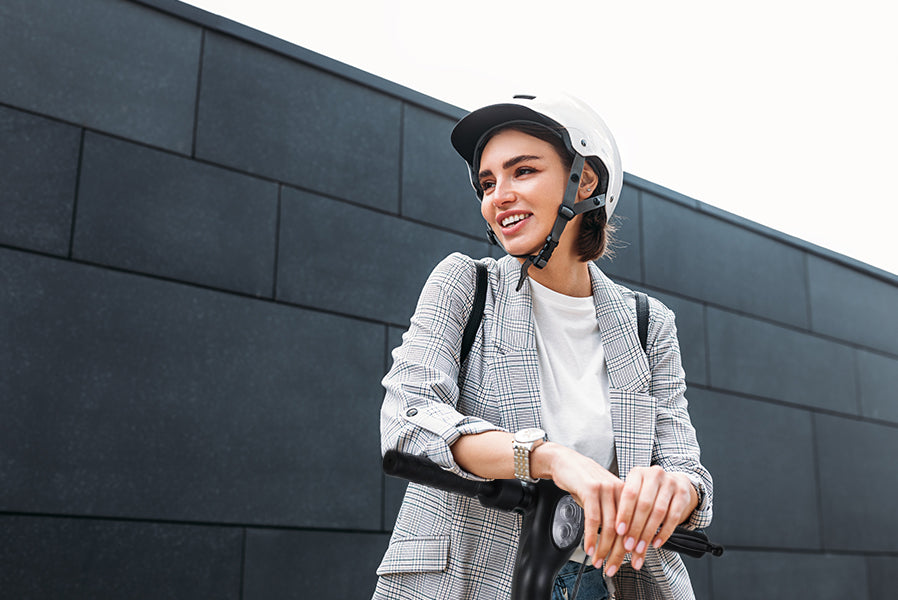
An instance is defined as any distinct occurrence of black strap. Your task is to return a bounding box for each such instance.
[635,292,649,354]
[460,261,487,366]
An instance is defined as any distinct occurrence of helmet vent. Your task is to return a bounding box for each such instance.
[513,94,536,100]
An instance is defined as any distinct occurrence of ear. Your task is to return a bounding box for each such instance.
[577,163,600,200]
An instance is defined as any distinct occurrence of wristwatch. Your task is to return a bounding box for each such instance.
[513,428,547,483]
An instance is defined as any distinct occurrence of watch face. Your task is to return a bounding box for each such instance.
[515,428,546,444]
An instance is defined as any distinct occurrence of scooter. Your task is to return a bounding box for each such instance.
[383,450,723,600]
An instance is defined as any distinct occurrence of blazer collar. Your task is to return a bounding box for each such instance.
[587,261,651,392]
[492,256,649,391]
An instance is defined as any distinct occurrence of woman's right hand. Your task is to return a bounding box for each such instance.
[532,442,624,568]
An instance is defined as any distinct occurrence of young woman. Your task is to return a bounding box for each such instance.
[375,94,712,600]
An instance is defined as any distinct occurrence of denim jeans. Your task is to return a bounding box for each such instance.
[552,561,609,600]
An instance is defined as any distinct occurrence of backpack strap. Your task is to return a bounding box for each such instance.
[635,292,649,354]
[460,260,488,366]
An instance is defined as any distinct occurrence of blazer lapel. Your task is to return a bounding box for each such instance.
[491,256,542,433]
[588,262,655,478]
[588,262,651,391]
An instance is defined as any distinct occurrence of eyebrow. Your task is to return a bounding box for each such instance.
[478,154,543,179]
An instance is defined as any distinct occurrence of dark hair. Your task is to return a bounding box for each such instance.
[474,122,615,262]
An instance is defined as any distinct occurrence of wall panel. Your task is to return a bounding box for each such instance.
[643,196,809,327]
[0,515,243,600]
[0,0,201,153]
[75,133,279,295]
[0,106,81,256]
[196,32,402,213]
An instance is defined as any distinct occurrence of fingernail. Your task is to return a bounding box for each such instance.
[616,522,627,535]
[636,540,647,554]
[586,546,594,557]
[624,537,635,551]
[606,564,617,577]
[595,558,603,569]
[633,556,643,570]
[653,537,663,548]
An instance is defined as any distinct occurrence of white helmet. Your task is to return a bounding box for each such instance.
[451,93,623,290]
[451,93,623,219]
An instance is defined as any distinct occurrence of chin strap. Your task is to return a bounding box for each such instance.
[506,153,607,291]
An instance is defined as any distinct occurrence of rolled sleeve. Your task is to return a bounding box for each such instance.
[380,253,503,478]
[647,300,714,530]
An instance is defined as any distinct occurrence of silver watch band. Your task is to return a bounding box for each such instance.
[512,429,546,482]
[513,442,536,483]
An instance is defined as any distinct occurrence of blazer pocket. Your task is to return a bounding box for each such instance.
[376,535,450,575]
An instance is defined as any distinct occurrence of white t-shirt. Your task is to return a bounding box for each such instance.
[528,278,616,473]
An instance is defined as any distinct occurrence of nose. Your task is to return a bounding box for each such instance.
[490,176,516,207]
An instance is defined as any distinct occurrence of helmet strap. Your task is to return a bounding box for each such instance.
[512,154,607,291]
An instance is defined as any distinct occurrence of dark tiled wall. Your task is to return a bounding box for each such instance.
[1,1,896,598]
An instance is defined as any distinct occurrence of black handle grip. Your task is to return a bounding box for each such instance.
[383,449,484,498]
[383,450,535,513]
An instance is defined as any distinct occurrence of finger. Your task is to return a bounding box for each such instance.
[621,469,661,557]
[603,526,629,577]
[634,486,673,567]
[614,469,644,540]
[593,485,618,567]
[654,485,693,548]
[582,497,601,562]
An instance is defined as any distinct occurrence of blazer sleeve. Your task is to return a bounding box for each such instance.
[646,298,714,530]
[380,252,503,477]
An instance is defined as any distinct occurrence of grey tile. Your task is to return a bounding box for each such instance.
[598,182,642,283]
[0,106,81,255]
[707,307,857,414]
[808,255,898,355]
[680,555,711,599]
[384,476,408,532]
[0,515,242,599]
[867,556,898,599]
[643,198,809,328]
[277,188,488,325]
[0,250,384,529]
[196,32,402,213]
[0,0,200,154]
[74,133,278,295]
[815,414,898,552]
[857,349,898,424]
[710,550,867,600]
[401,104,482,237]
[688,389,820,548]
[243,529,390,600]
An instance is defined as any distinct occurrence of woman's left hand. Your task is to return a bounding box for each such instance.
[601,466,698,576]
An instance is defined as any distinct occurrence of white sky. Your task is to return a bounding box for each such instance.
[183,0,898,276]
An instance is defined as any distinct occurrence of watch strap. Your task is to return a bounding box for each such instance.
[513,441,536,483]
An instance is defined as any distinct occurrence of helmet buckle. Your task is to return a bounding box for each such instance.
[558,205,575,221]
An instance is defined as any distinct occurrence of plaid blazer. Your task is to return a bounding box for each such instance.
[375,253,713,600]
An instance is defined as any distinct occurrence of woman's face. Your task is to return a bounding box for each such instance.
[478,128,575,259]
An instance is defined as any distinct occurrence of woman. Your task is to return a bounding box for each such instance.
[375,94,712,599]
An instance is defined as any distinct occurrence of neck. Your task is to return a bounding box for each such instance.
[522,255,591,297]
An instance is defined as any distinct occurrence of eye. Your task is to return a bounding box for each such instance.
[479,179,495,192]
[515,166,536,177]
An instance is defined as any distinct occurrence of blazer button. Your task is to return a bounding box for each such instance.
[406,408,418,417]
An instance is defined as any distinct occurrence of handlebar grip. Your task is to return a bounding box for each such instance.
[384,450,536,514]
[383,449,483,499]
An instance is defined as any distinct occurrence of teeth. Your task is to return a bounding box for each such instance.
[501,213,530,227]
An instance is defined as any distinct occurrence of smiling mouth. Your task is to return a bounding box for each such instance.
[500,213,532,228]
